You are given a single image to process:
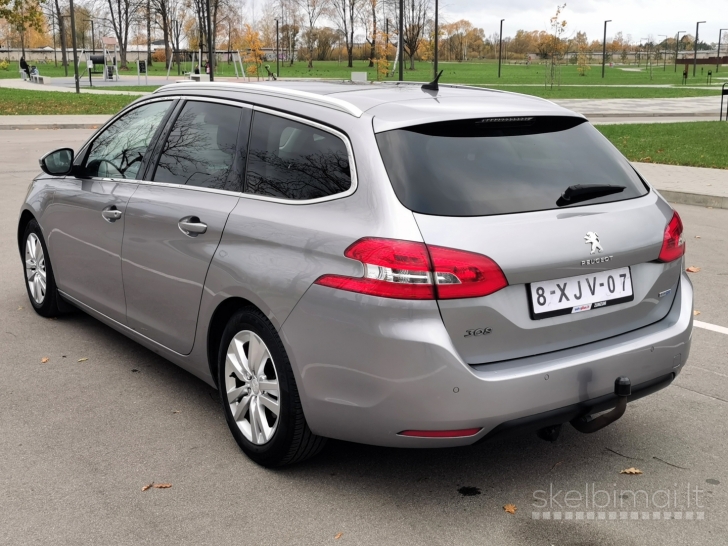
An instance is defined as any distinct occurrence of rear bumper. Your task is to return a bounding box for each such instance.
[279,272,693,448]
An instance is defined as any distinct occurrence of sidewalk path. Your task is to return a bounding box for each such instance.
[633,162,728,209]
[552,96,721,118]
[0,115,110,130]
[0,79,149,96]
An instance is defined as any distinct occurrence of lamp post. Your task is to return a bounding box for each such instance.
[601,19,611,78]
[498,19,504,78]
[433,0,438,79]
[658,34,667,70]
[674,30,686,72]
[275,18,279,77]
[718,29,727,72]
[398,0,403,81]
[85,19,95,55]
[693,21,705,77]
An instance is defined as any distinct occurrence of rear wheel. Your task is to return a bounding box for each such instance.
[218,307,326,466]
[22,220,60,317]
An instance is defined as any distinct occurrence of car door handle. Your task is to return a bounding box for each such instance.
[178,216,207,237]
[102,206,122,222]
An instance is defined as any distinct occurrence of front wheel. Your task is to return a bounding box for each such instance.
[22,219,60,317]
[218,307,326,466]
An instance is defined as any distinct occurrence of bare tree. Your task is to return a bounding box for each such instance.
[297,0,327,68]
[402,0,428,69]
[107,0,142,67]
[330,0,358,67]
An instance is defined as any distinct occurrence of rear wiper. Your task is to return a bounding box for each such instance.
[556,184,626,207]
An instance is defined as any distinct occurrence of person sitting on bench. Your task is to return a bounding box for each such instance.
[20,57,30,79]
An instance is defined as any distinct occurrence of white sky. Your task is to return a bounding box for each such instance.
[245,0,726,45]
[438,0,726,45]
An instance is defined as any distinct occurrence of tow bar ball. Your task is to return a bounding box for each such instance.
[571,377,632,434]
[536,377,633,442]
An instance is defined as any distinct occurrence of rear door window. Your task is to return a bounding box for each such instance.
[245,111,352,201]
[375,116,648,217]
[153,100,246,191]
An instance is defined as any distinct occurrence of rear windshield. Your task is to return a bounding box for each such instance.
[375,116,648,217]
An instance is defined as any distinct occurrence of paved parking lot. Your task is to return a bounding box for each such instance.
[1,130,727,545]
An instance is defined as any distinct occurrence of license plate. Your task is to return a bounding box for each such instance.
[528,267,634,320]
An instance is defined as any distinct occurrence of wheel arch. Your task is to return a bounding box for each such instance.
[17,209,36,256]
[207,296,259,388]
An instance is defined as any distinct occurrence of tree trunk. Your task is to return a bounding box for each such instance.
[55,0,68,68]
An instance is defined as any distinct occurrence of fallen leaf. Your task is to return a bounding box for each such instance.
[504,504,517,514]
[17,307,24,310]
[141,483,154,492]
[694,310,701,316]
[686,266,701,273]
[78,358,88,362]
[620,467,643,475]
[153,483,172,489]
[695,236,701,239]
[172,410,180,414]
[334,533,344,540]
[41,357,49,363]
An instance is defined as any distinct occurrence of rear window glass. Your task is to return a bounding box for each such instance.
[375,117,648,217]
[245,112,352,201]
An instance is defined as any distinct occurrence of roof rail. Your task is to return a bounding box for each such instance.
[154,82,364,118]
[380,80,506,94]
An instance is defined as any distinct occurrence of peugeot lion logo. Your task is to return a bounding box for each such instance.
[584,231,603,254]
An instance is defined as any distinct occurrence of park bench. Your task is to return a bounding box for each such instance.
[190,73,210,82]
[30,74,51,84]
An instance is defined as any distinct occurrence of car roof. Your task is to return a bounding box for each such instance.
[154,80,583,132]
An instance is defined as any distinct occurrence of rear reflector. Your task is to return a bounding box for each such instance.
[658,211,685,262]
[314,237,508,300]
[398,428,482,438]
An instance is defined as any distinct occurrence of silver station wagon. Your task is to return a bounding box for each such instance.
[19,81,693,466]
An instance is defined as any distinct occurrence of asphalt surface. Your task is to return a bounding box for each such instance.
[1,130,727,546]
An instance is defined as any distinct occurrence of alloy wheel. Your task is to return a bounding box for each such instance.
[25,233,47,305]
[224,330,280,445]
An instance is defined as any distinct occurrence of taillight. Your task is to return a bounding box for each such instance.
[314,238,508,300]
[658,211,685,262]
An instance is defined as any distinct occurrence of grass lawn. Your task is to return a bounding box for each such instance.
[0,88,137,115]
[597,122,728,169]
[482,86,720,99]
[83,85,159,92]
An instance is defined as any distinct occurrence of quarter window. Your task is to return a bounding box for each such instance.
[245,112,352,201]
[81,100,171,179]
[153,101,244,191]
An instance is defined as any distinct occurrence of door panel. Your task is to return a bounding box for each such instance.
[45,179,137,322]
[121,185,239,354]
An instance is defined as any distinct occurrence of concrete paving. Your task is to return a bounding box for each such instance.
[0,78,149,96]
[634,163,728,210]
[1,129,727,546]
[552,96,722,118]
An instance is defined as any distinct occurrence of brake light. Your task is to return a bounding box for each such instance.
[658,211,685,262]
[314,238,508,300]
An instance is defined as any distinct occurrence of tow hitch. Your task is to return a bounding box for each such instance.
[571,377,632,434]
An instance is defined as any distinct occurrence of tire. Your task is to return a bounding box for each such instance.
[22,219,60,318]
[218,307,326,467]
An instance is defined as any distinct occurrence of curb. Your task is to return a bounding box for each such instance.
[0,124,104,130]
[659,190,728,210]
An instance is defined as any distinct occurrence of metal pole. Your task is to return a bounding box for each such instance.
[694,21,705,77]
[69,0,80,93]
[602,20,611,78]
[91,20,94,55]
[498,19,504,78]
[718,29,727,72]
[675,30,685,72]
[658,35,667,71]
[398,0,403,81]
[276,19,279,77]
[433,0,438,79]
[206,0,214,81]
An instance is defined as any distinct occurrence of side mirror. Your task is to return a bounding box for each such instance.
[39,148,74,176]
